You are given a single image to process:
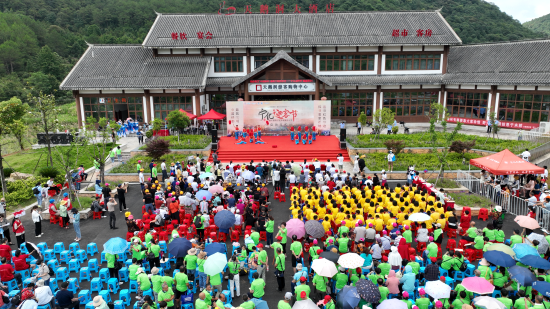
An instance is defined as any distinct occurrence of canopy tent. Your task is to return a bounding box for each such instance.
[197,109,226,120]
[469,149,543,175]
[179,109,197,120]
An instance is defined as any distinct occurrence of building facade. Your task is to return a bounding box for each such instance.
[61,11,550,130]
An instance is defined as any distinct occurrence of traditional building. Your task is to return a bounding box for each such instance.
[60,11,550,130]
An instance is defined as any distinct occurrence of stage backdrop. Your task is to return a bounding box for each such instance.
[226,101,331,135]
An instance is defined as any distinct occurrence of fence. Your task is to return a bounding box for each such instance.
[456,171,550,232]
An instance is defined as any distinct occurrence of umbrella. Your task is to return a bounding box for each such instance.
[311,259,337,277]
[208,185,224,194]
[378,299,408,309]
[473,296,506,309]
[527,233,549,255]
[486,244,516,258]
[519,255,550,269]
[204,243,226,256]
[425,280,452,299]
[168,238,192,258]
[203,252,227,276]
[196,190,213,201]
[199,172,214,180]
[513,243,540,260]
[292,299,318,309]
[409,213,431,222]
[242,171,255,181]
[25,242,42,259]
[355,279,380,303]
[13,210,25,218]
[320,251,339,264]
[337,285,360,309]
[251,298,268,309]
[483,250,517,267]
[338,253,365,269]
[305,221,325,239]
[514,215,540,229]
[461,277,495,294]
[103,237,128,255]
[286,219,306,239]
[508,265,537,286]
[533,281,550,297]
[214,210,236,230]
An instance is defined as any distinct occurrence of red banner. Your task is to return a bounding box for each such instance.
[447,117,539,130]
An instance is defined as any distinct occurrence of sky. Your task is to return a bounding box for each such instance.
[490,0,550,23]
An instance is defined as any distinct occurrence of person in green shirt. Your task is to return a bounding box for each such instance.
[207,270,223,298]
[201,285,213,305]
[477,258,493,281]
[434,224,443,243]
[368,267,383,285]
[265,216,275,247]
[158,283,174,309]
[514,290,533,309]
[184,248,198,281]
[338,222,349,237]
[148,239,161,268]
[334,268,349,291]
[256,244,268,281]
[240,295,255,309]
[105,252,119,282]
[227,255,240,298]
[137,161,142,174]
[441,252,455,271]
[401,291,413,309]
[150,267,164,301]
[195,293,208,309]
[129,258,140,281]
[416,289,431,309]
[465,224,478,241]
[174,266,189,309]
[510,229,524,248]
[109,148,116,163]
[324,296,335,309]
[454,284,473,303]
[290,235,303,273]
[426,241,438,258]
[483,224,496,241]
[131,239,144,264]
[325,235,336,248]
[295,279,311,300]
[272,237,283,258]
[308,240,321,264]
[376,278,389,301]
[497,289,514,309]
[275,248,286,292]
[216,293,228,309]
[278,293,292,309]
[473,231,485,250]
[250,229,260,245]
[338,233,350,253]
[276,223,287,254]
[495,228,506,243]
[152,164,158,180]
[136,268,151,300]
[116,146,122,161]
[312,273,328,295]
[403,226,413,244]
[249,272,266,298]
[493,266,509,289]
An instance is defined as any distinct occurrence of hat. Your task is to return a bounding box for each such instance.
[495,205,502,212]
[440,276,446,281]
[479,258,491,266]
[257,243,264,249]
[313,239,318,245]
[358,220,363,225]
[300,291,306,299]
[49,199,55,203]
[60,200,68,205]
[369,223,373,228]
[435,301,443,308]
[151,267,159,275]
[297,263,303,270]
[324,295,332,304]
[430,257,437,262]
[128,215,134,220]
[135,267,144,275]
[316,249,323,254]
[187,248,197,255]
[341,221,346,225]
[382,256,388,262]
[125,211,131,217]
[428,236,434,241]
[402,291,409,298]
[418,288,425,295]
[393,222,397,227]
[339,266,345,272]
[382,230,387,235]
[93,296,105,307]
[63,193,69,197]
[36,279,45,287]
[404,225,409,230]
[285,292,293,300]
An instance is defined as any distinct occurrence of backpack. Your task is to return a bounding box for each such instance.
[32,187,40,195]
[194,216,202,228]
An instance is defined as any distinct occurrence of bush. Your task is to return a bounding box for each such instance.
[145,130,153,139]
[3,168,14,178]
[383,139,405,155]
[144,139,171,160]
[392,126,399,134]
[38,166,59,178]
[4,176,49,206]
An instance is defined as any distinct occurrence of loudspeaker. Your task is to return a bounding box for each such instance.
[211,129,218,144]
[211,143,218,151]
[340,128,346,141]
[340,141,346,149]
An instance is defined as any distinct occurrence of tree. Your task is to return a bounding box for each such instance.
[166,110,191,141]
[429,101,449,124]
[27,92,59,167]
[450,140,476,162]
[51,133,83,206]
[83,116,121,183]
[428,117,463,180]
[26,72,59,96]
[11,120,27,151]
[144,138,171,160]
[0,97,27,196]
[372,107,395,138]
[33,45,64,80]
[357,111,367,134]
[488,111,500,138]
[151,118,163,132]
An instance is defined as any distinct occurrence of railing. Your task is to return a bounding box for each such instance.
[523,131,550,143]
[456,171,550,232]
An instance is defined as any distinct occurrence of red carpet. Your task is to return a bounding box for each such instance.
[215,136,350,163]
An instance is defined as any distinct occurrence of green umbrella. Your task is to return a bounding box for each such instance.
[203,252,227,276]
[486,243,516,258]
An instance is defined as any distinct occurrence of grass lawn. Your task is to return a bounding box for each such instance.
[448,192,493,208]
[109,153,201,173]
[427,178,461,188]
[363,152,482,171]
[139,135,210,150]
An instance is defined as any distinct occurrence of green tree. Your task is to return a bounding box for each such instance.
[33,45,65,80]
[26,72,59,96]
[0,97,28,196]
[429,101,449,123]
[166,110,191,136]
[428,117,463,180]
[83,116,121,182]
[488,111,500,138]
[11,120,27,151]
[372,107,395,138]
[357,111,367,134]
[0,41,20,73]
[151,118,163,132]
[27,92,59,167]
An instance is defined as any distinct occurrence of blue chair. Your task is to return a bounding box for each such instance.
[100,251,107,264]
[53,242,65,255]
[75,249,87,263]
[119,267,129,282]
[87,243,98,256]
[67,278,79,293]
[37,242,48,253]
[90,278,102,293]
[19,244,28,254]
[439,267,449,278]
[37,304,51,309]
[47,259,60,271]
[99,290,111,303]
[32,268,39,276]
[3,279,17,292]
[23,278,33,287]
[9,290,20,299]
[221,290,232,305]
[116,252,127,262]
[114,300,125,309]
[159,241,167,252]
[43,249,55,261]
[182,304,194,309]
[124,259,132,268]
[108,278,119,294]
[69,243,80,254]
[454,271,466,282]
[445,276,454,288]
[173,269,180,278]
[59,250,71,264]
[99,268,110,283]
[129,280,138,293]
[142,260,150,272]
[79,267,91,283]
[68,259,81,273]
[85,301,95,309]
[55,267,69,282]
[49,279,58,292]
[88,259,99,273]
[78,290,92,304]
[143,289,153,299]
[161,260,170,271]
[465,264,476,277]
[15,269,30,281]
[248,269,257,283]
[492,290,502,298]
[119,289,131,306]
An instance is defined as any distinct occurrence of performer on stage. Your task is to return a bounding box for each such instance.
[248,128,254,143]
[257,125,262,138]
[296,126,301,145]
[308,130,313,144]
[235,127,247,144]
[303,126,309,145]
[289,126,295,141]
[234,125,240,141]
[253,127,259,143]
[312,126,317,141]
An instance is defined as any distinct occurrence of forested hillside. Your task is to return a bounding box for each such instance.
[524,14,550,36]
[0,0,545,104]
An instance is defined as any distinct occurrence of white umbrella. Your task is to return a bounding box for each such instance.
[409,213,431,222]
[338,253,365,269]
[242,170,255,181]
[527,233,549,255]
[292,299,319,309]
[311,258,337,277]
[425,280,452,300]
[473,296,506,309]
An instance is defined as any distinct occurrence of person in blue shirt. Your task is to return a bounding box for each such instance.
[399,265,416,295]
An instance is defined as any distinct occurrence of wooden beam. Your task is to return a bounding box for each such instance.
[312,47,317,73]
[244,82,249,101]
[246,48,251,74]
[195,89,202,117]
[377,46,383,75]
[315,80,320,100]
[442,45,449,73]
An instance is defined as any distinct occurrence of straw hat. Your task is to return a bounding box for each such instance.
[93,296,105,307]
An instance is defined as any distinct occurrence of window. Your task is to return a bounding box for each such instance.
[254,56,272,69]
[291,55,310,68]
[319,55,375,71]
[385,54,441,71]
[214,56,243,72]
[153,96,193,120]
[446,92,489,119]
[326,92,374,117]
[498,93,550,123]
[383,92,438,116]
[83,96,143,122]
[210,94,239,114]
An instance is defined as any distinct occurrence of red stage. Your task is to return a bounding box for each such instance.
[215,135,350,163]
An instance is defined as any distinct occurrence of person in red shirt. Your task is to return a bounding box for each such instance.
[327,179,336,191]
[0,257,22,285]
[0,239,11,262]
[13,249,32,271]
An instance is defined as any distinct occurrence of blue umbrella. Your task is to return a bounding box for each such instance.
[533,281,550,298]
[508,265,537,286]
[484,250,517,267]
[251,298,268,309]
[337,285,360,309]
[214,210,236,232]
[204,243,227,256]
[168,238,192,258]
[103,237,128,255]
[196,190,213,201]
[519,255,550,269]
[512,244,540,260]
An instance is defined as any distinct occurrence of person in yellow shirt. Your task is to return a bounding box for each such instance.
[335,210,346,226]
[402,215,412,229]
[429,209,440,222]
[374,215,384,232]
[322,217,331,232]
[317,206,327,219]
[436,213,447,228]
[386,217,397,231]
[381,209,391,224]
[396,209,406,224]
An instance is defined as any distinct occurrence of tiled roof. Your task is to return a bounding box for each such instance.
[325,74,443,86]
[142,11,462,48]
[60,45,210,90]
[206,77,241,88]
[230,50,332,88]
[445,40,550,85]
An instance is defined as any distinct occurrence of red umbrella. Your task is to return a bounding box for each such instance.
[469,149,544,175]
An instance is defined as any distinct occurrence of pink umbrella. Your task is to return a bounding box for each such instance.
[286,219,306,239]
[514,215,540,229]
[461,277,495,294]
[208,185,224,194]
